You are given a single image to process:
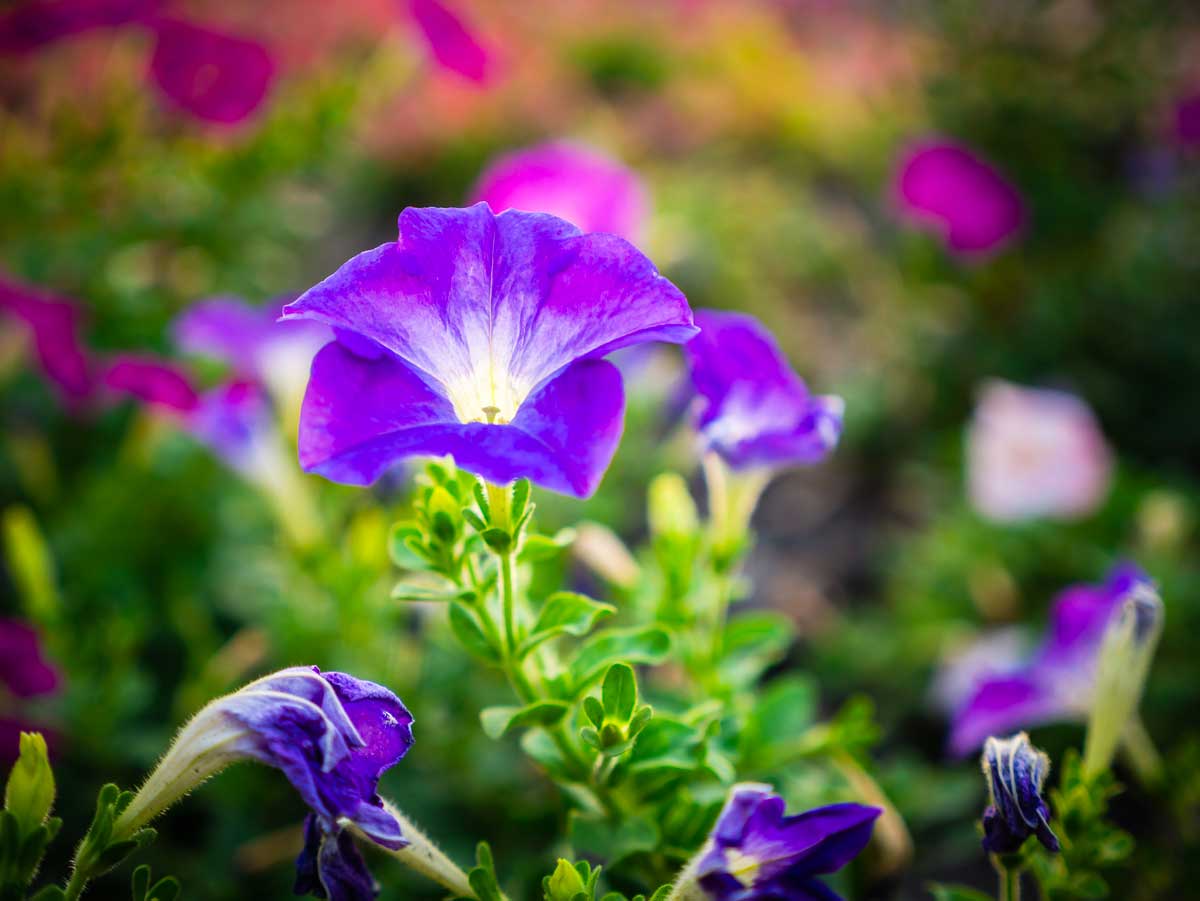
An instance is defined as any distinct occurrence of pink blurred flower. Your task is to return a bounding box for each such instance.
[894,140,1025,256]
[103,354,199,412]
[967,380,1112,522]
[0,0,158,54]
[472,141,650,243]
[0,275,93,403]
[407,0,494,84]
[0,619,61,760]
[1173,91,1200,147]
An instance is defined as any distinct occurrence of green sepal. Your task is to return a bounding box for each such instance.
[601,664,636,724]
[481,529,513,554]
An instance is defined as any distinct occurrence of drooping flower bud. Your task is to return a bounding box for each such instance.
[980,732,1059,856]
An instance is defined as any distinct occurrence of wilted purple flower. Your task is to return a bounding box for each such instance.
[472,142,649,243]
[967,380,1112,522]
[282,203,695,498]
[147,16,275,125]
[0,0,158,54]
[949,563,1154,756]
[894,140,1024,256]
[694,783,880,901]
[980,733,1059,856]
[407,0,493,84]
[0,275,93,403]
[115,667,413,901]
[0,619,60,759]
[683,310,842,471]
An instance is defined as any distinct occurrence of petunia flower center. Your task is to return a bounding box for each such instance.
[443,363,527,426]
[722,849,761,888]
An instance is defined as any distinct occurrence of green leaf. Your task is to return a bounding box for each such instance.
[521,593,615,657]
[387,521,428,570]
[582,696,605,729]
[148,877,181,901]
[391,579,467,602]
[928,887,994,901]
[519,529,576,563]
[568,812,658,864]
[568,628,671,695]
[601,664,637,723]
[132,865,151,900]
[481,528,513,554]
[448,602,500,665]
[717,612,795,688]
[480,702,570,739]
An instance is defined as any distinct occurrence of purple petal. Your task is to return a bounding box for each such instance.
[948,675,1069,757]
[1175,92,1200,147]
[1036,561,1152,672]
[147,16,274,125]
[894,140,1024,255]
[298,340,626,497]
[0,0,159,54]
[472,141,649,242]
[0,619,60,699]
[186,381,274,476]
[173,296,329,381]
[0,275,93,402]
[407,0,493,84]
[684,310,842,470]
[294,815,379,901]
[102,355,200,412]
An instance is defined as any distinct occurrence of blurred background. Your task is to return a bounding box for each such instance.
[2,0,1200,897]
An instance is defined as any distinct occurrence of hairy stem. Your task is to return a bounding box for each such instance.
[367,801,479,899]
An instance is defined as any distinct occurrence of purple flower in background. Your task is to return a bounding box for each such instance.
[980,733,1059,856]
[408,0,494,85]
[1174,92,1200,147]
[683,310,842,471]
[0,275,93,403]
[0,619,61,759]
[949,562,1153,756]
[472,142,649,243]
[103,355,200,412]
[967,380,1112,522]
[282,203,695,498]
[695,783,880,901]
[147,16,275,125]
[0,0,158,54]
[894,140,1024,256]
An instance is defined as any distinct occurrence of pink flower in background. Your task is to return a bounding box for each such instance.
[1173,91,1200,147]
[967,380,1112,522]
[407,0,494,84]
[0,0,158,54]
[0,619,61,759]
[147,16,275,125]
[103,355,199,412]
[0,275,93,403]
[472,141,650,243]
[894,140,1024,256]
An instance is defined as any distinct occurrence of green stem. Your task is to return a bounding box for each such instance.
[1120,714,1164,788]
[499,550,518,659]
[992,857,1021,901]
[63,865,91,901]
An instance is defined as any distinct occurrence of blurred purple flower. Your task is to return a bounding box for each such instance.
[0,275,93,403]
[0,619,61,760]
[472,141,649,243]
[695,783,880,901]
[683,310,842,471]
[1174,92,1200,147]
[894,140,1024,256]
[147,16,275,125]
[0,0,159,54]
[980,732,1059,856]
[949,562,1153,756]
[282,203,695,497]
[407,0,493,84]
[103,354,200,412]
[967,380,1112,522]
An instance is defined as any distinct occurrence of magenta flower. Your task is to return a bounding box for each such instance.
[103,355,200,412]
[0,619,60,759]
[1174,92,1200,147]
[683,310,842,471]
[472,142,649,243]
[949,562,1154,756]
[695,784,880,901]
[0,0,158,54]
[0,275,93,403]
[894,140,1024,256]
[147,16,275,125]
[967,380,1112,522]
[407,0,493,84]
[282,203,695,498]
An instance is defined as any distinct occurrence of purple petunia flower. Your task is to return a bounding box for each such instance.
[1174,92,1200,147]
[146,16,275,125]
[949,562,1154,756]
[472,141,649,243]
[0,0,159,54]
[894,140,1024,256]
[282,203,695,498]
[980,732,1059,856]
[0,619,61,759]
[967,380,1112,522]
[683,310,843,471]
[0,275,93,403]
[407,0,493,84]
[694,784,881,901]
[116,667,413,901]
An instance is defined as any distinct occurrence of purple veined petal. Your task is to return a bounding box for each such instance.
[407,0,493,85]
[894,139,1024,256]
[471,141,650,243]
[294,814,379,901]
[684,310,843,470]
[967,380,1112,522]
[0,275,93,403]
[147,16,275,125]
[0,0,159,54]
[282,203,693,432]
[0,619,60,699]
[298,340,626,497]
[948,674,1070,758]
[102,355,200,412]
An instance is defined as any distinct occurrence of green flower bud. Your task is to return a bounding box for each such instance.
[546,858,586,901]
[4,732,55,835]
